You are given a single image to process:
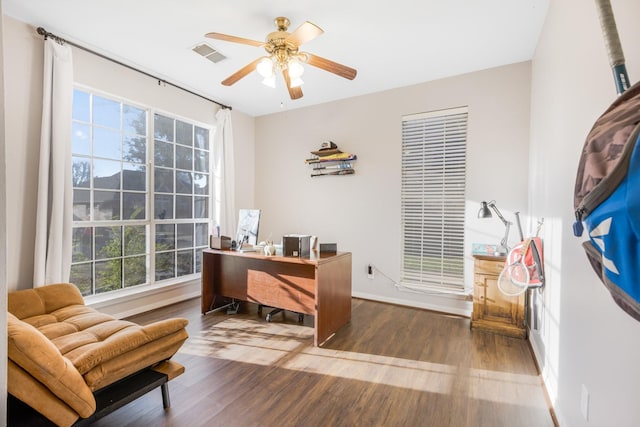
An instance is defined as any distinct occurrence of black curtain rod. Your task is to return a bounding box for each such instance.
[36,27,232,110]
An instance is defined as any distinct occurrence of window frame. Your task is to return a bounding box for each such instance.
[400,106,468,293]
[70,86,215,297]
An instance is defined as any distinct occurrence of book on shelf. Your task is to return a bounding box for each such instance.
[305,153,357,163]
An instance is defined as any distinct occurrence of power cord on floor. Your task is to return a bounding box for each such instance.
[368,263,473,300]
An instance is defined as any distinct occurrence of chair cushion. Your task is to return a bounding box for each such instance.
[8,283,85,320]
[8,360,82,427]
[9,283,189,390]
[7,313,96,418]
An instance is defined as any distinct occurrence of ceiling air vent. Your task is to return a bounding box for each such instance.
[192,43,227,63]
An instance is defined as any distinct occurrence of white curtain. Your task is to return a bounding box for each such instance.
[213,108,237,238]
[33,39,74,287]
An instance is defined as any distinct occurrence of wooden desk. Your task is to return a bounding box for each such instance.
[201,249,352,346]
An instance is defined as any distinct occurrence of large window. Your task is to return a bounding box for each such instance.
[70,89,212,296]
[400,107,468,292]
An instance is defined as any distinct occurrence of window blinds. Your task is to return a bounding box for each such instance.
[401,107,468,292]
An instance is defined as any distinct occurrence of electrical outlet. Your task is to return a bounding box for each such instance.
[367,264,374,279]
[580,384,589,421]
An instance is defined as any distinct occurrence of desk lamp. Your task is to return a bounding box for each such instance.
[478,200,511,256]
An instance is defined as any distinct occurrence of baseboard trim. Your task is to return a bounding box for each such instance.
[527,336,560,427]
[352,291,472,317]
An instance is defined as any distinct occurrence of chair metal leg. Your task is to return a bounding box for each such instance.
[161,383,170,409]
[266,308,283,322]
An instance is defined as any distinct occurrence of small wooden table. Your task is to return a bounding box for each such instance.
[201,249,352,346]
[471,255,526,338]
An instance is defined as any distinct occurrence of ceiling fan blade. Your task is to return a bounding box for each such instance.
[205,32,264,47]
[302,53,357,80]
[221,57,263,86]
[283,69,303,100]
[285,21,324,47]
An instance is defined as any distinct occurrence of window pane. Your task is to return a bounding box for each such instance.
[176,145,193,170]
[124,225,146,256]
[194,173,208,195]
[194,150,209,172]
[123,163,146,191]
[124,256,147,287]
[196,223,208,247]
[177,249,194,277]
[123,105,146,135]
[177,223,194,249]
[175,171,192,194]
[195,248,203,273]
[70,263,92,296]
[72,123,91,155]
[94,191,121,220]
[123,192,145,219]
[176,121,193,146]
[155,252,175,281]
[73,189,90,221]
[73,90,90,122]
[95,226,121,259]
[93,127,121,160]
[72,227,92,262]
[155,194,174,219]
[95,259,122,293]
[156,224,175,251]
[195,126,209,150]
[154,168,173,193]
[176,195,192,219]
[72,157,91,188]
[154,115,174,142]
[123,136,146,164]
[94,159,121,190]
[154,140,173,168]
[194,196,208,219]
[93,96,121,129]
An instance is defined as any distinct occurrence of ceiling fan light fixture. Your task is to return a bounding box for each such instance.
[261,75,276,88]
[209,16,357,100]
[256,57,274,78]
[288,58,304,79]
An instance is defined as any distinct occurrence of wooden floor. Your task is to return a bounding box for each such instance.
[93,298,555,427]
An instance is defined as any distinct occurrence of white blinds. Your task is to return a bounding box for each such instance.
[400,107,468,292]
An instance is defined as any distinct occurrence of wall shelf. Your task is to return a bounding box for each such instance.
[305,153,357,178]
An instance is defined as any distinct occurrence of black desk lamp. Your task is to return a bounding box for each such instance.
[478,200,511,256]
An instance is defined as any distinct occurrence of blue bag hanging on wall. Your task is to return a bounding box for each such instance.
[573,0,640,321]
[574,82,640,320]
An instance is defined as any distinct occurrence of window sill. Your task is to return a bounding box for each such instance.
[85,274,202,318]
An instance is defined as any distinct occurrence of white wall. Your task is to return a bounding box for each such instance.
[2,16,254,316]
[529,0,640,425]
[0,1,8,423]
[255,62,532,315]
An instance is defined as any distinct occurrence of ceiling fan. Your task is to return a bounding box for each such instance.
[205,17,357,100]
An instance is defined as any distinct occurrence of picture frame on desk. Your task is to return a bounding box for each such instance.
[236,209,261,246]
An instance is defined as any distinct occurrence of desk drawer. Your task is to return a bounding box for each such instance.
[247,269,315,314]
[475,258,505,276]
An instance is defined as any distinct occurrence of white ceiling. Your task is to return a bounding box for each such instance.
[3,0,549,117]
